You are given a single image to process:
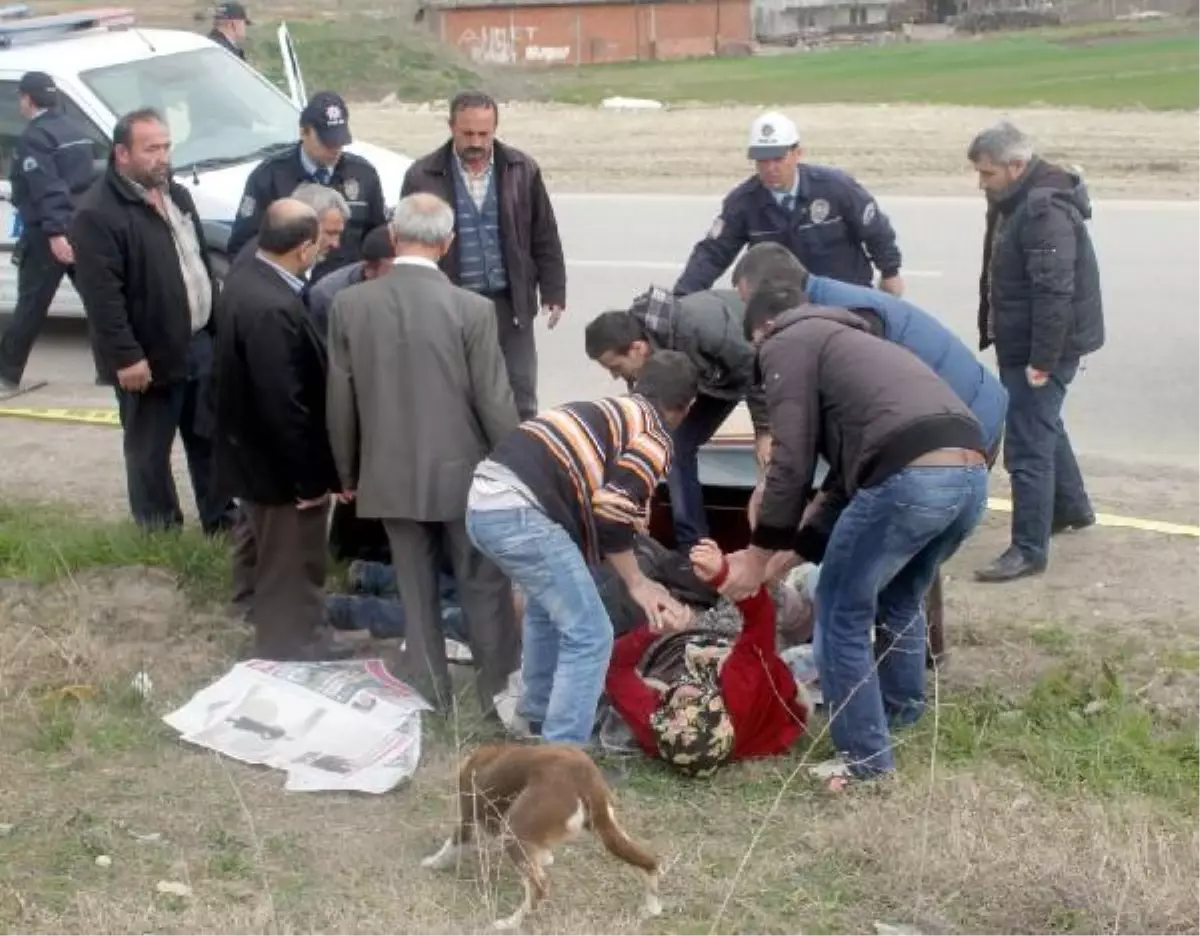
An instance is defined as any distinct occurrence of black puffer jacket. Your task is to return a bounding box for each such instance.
[978,158,1105,371]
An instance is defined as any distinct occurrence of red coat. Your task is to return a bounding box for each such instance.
[605,563,809,762]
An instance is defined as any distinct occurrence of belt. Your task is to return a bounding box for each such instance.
[908,447,986,469]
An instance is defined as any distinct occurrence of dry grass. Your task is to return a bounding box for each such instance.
[0,508,1197,934]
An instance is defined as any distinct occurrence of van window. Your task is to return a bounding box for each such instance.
[79,47,299,171]
[0,80,23,178]
[0,83,107,176]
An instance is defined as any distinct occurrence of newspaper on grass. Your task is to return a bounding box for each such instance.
[163,658,433,794]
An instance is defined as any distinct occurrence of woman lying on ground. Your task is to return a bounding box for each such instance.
[604,539,812,777]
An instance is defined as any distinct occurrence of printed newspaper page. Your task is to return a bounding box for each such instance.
[163,658,433,794]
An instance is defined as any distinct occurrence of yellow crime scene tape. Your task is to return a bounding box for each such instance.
[0,405,121,427]
[1,405,1196,538]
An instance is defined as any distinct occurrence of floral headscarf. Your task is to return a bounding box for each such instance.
[648,642,735,777]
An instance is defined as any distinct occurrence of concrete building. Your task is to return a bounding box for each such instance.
[755,0,900,37]
[423,0,754,66]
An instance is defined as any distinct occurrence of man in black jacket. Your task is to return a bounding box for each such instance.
[969,121,1104,583]
[718,300,990,782]
[227,91,386,283]
[71,108,234,535]
[213,198,349,661]
[208,1,250,60]
[584,286,770,552]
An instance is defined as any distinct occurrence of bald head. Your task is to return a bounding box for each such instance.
[258,197,320,273]
[389,192,455,260]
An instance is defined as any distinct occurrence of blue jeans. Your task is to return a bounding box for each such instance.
[325,560,467,642]
[467,506,613,745]
[814,464,989,777]
[666,393,739,551]
[999,359,1093,565]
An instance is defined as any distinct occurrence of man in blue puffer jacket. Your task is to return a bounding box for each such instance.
[732,242,1008,457]
[732,242,1008,666]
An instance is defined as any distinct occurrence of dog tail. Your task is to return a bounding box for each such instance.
[588,788,658,873]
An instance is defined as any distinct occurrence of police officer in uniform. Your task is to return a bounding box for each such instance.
[0,72,96,393]
[208,1,250,60]
[227,91,387,284]
[674,111,905,299]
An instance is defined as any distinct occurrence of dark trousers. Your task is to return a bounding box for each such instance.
[0,231,74,385]
[230,503,257,616]
[493,293,538,420]
[666,393,739,551]
[113,332,234,534]
[999,358,1093,565]
[383,517,520,714]
[243,500,330,659]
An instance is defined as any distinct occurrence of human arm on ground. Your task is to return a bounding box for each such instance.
[605,626,666,756]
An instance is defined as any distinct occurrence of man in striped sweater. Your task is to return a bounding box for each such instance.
[466,350,700,746]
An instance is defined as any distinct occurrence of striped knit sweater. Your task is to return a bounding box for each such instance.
[491,395,674,564]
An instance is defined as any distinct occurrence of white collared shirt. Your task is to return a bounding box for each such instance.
[393,255,439,270]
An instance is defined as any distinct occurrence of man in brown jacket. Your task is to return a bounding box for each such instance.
[719,297,990,784]
[400,90,566,419]
[326,192,521,714]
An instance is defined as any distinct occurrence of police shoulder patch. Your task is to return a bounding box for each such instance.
[707,216,725,239]
[21,155,37,173]
[238,195,256,218]
[862,201,878,226]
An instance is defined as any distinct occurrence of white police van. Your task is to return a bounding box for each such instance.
[0,6,413,318]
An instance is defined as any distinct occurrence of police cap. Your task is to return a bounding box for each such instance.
[301,91,353,148]
[18,72,57,109]
[214,1,252,22]
[748,111,800,161]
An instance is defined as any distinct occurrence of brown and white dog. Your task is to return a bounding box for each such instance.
[421,743,663,929]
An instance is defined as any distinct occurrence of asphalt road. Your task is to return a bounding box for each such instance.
[10,193,1200,471]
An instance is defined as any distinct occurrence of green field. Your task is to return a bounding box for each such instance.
[548,21,1199,110]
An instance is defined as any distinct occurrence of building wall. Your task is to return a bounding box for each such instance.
[436,0,753,66]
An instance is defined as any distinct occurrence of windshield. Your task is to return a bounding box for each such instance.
[80,48,299,170]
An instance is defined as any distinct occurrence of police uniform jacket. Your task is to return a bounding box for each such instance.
[208,28,246,59]
[673,165,902,296]
[227,143,387,282]
[10,109,96,239]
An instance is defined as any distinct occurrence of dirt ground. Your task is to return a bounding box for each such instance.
[352,101,1200,198]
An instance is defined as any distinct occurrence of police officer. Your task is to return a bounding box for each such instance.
[227,91,387,283]
[0,72,96,393]
[674,111,905,299]
[208,1,250,60]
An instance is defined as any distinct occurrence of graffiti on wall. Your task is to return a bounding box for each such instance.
[457,25,572,64]
[458,25,531,64]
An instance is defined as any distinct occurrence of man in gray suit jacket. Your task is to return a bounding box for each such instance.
[326,192,521,714]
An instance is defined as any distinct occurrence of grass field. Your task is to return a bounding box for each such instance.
[0,504,1197,933]
[548,20,1200,110]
